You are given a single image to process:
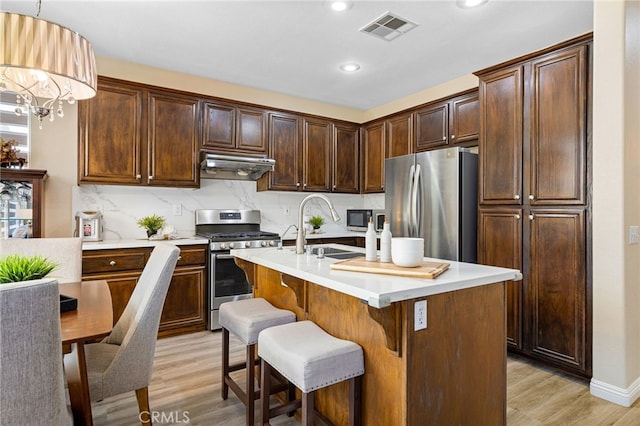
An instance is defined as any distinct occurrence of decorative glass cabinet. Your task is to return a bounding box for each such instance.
[0,169,47,239]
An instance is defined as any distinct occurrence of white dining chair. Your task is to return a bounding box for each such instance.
[0,237,82,283]
[65,243,179,425]
[0,278,73,425]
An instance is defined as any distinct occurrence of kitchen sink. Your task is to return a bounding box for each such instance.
[309,246,363,260]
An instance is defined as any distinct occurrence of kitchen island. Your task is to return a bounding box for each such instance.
[232,244,522,426]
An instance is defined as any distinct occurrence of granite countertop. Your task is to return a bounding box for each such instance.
[82,237,208,250]
[231,244,522,308]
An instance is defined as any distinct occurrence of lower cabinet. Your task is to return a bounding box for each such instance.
[478,207,590,377]
[82,245,207,337]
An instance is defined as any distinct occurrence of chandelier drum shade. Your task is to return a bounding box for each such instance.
[0,11,97,126]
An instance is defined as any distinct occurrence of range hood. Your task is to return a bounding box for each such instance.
[200,153,275,181]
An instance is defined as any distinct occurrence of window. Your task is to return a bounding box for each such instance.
[0,91,30,167]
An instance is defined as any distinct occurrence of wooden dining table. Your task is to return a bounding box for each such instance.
[60,280,113,426]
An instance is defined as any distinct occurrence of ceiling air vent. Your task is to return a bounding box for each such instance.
[359,12,418,41]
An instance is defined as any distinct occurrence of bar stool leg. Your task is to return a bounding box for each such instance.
[301,391,315,426]
[260,359,272,426]
[222,327,230,400]
[349,376,363,426]
[246,344,256,426]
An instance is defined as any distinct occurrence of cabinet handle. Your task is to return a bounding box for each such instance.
[451,135,456,139]
[136,174,141,180]
[442,136,447,141]
[515,214,520,220]
[177,256,182,261]
[529,194,534,200]
[149,175,154,180]
[529,214,534,221]
[333,184,336,190]
[296,182,300,187]
[303,183,307,188]
[514,194,520,200]
[109,260,116,266]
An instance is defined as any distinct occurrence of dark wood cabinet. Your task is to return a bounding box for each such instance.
[202,101,266,154]
[333,123,360,193]
[147,91,200,187]
[386,112,412,158]
[0,168,47,238]
[476,34,591,377]
[260,112,302,191]
[303,117,332,192]
[82,245,207,337]
[478,208,523,350]
[414,90,479,152]
[78,76,200,188]
[415,101,449,151]
[362,121,385,193]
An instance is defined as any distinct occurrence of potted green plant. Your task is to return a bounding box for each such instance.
[0,254,57,284]
[308,215,325,233]
[136,214,166,238]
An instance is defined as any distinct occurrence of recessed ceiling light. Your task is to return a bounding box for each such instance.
[340,63,361,72]
[327,1,353,12]
[457,0,488,9]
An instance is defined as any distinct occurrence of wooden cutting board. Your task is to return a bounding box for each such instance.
[330,256,450,279]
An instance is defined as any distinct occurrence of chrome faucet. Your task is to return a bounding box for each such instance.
[279,224,298,249]
[296,193,340,254]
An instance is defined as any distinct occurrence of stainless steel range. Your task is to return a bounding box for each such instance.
[195,209,279,330]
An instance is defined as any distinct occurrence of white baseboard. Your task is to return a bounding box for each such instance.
[590,376,640,407]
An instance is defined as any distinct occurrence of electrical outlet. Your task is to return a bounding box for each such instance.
[630,226,639,244]
[283,206,290,216]
[172,204,182,216]
[414,300,427,331]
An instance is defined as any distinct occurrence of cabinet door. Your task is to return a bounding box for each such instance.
[386,112,412,158]
[479,65,523,205]
[528,45,587,205]
[147,91,200,187]
[478,208,523,350]
[333,123,360,193]
[450,92,479,145]
[414,102,448,151]
[527,209,587,372]
[362,121,386,193]
[159,266,207,336]
[303,118,332,192]
[266,112,302,191]
[236,107,267,153]
[202,101,235,150]
[78,80,144,185]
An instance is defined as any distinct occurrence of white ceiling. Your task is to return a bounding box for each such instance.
[2,0,593,110]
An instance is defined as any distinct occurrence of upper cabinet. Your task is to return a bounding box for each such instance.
[414,89,479,152]
[78,77,200,188]
[386,112,413,158]
[361,121,386,194]
[259,112,302,191]
[202,101,267,155]
[303,117,332,192]
[333,123,360,193]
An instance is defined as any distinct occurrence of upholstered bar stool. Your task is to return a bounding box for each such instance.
[258,320,365,426]
[219,298,296,426]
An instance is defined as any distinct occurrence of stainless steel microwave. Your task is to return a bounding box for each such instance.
[346,209,385,232]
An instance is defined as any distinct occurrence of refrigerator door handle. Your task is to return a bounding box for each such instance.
[411,164,421,237]
[408,164,415,236]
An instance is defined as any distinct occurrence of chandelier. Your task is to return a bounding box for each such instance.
[0,4,97,128]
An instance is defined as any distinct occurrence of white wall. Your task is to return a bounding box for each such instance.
[590,0,640,406]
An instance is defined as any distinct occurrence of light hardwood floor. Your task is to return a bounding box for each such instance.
[91,331,640,425]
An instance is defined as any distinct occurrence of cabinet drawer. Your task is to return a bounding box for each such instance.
[83,250,149,274]
[176,246,207,267]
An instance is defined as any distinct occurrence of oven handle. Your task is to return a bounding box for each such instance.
[215,253,235,260]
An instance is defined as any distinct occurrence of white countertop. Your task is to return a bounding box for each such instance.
[231,244,522,308]
[83,237,208,250]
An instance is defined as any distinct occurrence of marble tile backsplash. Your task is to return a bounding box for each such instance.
[73,179,384,240]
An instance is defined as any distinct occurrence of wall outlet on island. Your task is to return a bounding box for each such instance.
[283,206,290,216]
[414,300,427,331]
[172,204,182,216]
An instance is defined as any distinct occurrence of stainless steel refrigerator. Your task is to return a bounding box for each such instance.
[385,147,478,262]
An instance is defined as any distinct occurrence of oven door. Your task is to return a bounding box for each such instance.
[210,251,253,330]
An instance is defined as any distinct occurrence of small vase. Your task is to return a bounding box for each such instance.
[146,230,157,238]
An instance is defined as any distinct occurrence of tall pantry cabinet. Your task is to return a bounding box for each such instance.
[475,33,592,377]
